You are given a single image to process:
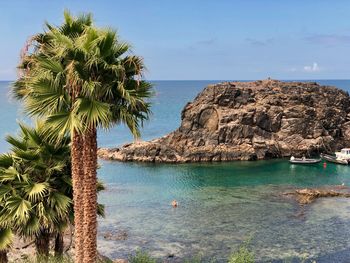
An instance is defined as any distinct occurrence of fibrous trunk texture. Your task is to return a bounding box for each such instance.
[71,131,85,263]
[35,229,50,259]
[54,232,64,257]
[82,126,98,263]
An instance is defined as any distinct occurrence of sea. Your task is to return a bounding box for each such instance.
[1,80,350,262]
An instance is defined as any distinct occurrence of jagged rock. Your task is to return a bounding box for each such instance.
[98,79,350,162]
[283,186,350,204]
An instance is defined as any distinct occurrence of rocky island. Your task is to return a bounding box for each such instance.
[98,79,350,162]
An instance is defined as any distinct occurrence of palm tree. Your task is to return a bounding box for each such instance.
[0,153,15,263]
[0,123,72,260]
[14,11,153,263]
[14,11,92,263]
[75,28,152,263]
[0,123,105,261]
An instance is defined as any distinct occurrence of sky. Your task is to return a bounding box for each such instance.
[1,0,350,80]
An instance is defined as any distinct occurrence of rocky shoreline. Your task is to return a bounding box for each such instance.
[98,79,350,163]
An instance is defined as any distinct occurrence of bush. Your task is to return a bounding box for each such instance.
[228,242,255,263]
[128,250,156,263]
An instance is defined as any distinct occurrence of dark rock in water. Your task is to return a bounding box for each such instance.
[98,79,350,162]
[102,230,128,241]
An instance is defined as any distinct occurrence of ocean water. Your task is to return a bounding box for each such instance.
[1,80,350,262]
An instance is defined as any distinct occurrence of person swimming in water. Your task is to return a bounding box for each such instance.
[171,200,178,208]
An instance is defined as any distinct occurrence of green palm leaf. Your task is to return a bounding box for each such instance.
[18,215,40,236]
[36,56,64,74]
[49,192,71,215]
[0,228,13,250]
[13,149,40,162]
[45,110,82,138]
[24,182,49,202]
[75,97,112,128]
[5,135,27,151]
[29,79,66,109]
[0,185,13,200]
[0,166,18,183]
[0,154,13,168]
[6,196,31,221]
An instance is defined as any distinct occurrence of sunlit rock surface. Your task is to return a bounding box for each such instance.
[99,79,350,162]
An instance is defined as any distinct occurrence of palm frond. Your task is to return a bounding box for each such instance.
[0,154,13,168]
[97,204,105,218]
[0,185,13,200]
[24,183,49,203]
[45,110,83,139]
[5,196,31,222]
[49,192,72,215]
[5,135,27,151]
[75,98,112,128]
[0,166,19,183]
[0,228,13,250]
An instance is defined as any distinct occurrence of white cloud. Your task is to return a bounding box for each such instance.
[303,62,320,72]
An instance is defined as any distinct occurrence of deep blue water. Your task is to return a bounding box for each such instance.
[2,80,350,262]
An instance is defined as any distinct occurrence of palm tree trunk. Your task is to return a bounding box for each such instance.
[71,131,85,263]
[0,250,8,263]
[35,229,50,259]
[54,232,64,258]
[82,126,98,263]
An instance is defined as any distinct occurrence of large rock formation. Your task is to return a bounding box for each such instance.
[98,79,350,162]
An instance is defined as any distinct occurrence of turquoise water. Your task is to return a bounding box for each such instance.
[97,160,350,262]
[1,80,350,262]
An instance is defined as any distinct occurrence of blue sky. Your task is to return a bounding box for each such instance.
[1,0,350,80]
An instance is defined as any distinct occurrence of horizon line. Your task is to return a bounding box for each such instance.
[2,78,350,82]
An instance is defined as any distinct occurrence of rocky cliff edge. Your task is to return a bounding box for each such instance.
[98,79,350,162]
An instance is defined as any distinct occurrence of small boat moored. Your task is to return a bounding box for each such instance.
[320,153,348,165]
[289,156,322,164]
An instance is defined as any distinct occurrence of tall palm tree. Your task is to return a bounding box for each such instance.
[14,11,153,263]
[71,27,152,263]
[14,11,92,263]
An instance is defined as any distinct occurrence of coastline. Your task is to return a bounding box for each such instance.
[98,79,350,163]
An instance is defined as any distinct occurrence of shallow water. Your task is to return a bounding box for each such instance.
[1,80,350,262]
[97,160,350,262]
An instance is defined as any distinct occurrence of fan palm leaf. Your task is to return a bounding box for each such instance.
[0,228,13,251]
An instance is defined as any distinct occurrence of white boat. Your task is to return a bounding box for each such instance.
[335,148,350,162]
[320,148,350,165]
[289,156,321,164]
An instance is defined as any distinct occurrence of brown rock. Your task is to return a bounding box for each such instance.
[284,186,350,204]
[98,80,350,162]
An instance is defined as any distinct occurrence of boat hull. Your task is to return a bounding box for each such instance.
[289,158,322,164]
[320,154,348,165]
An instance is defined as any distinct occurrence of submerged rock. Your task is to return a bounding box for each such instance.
[98,79,350,162]
[102,230,128,241]
[284,186,350,204]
